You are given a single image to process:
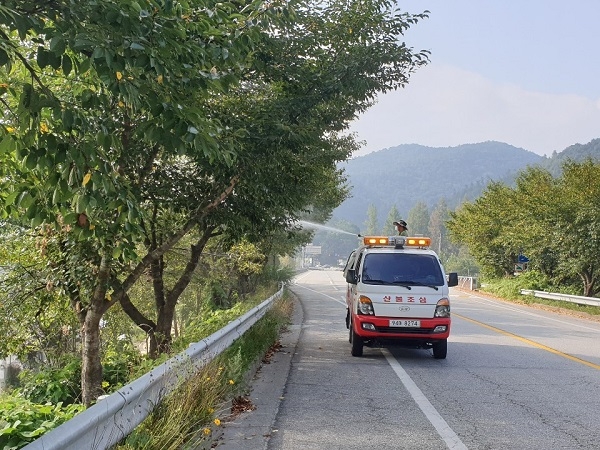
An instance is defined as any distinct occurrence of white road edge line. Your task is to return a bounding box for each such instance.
[290,282,347,306]
[382,349,468,450]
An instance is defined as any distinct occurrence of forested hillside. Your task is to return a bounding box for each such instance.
[333,141,543,227]
[332,138,600,228]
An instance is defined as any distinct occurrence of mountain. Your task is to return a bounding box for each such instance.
[540,138,600,176]
[331,139,600,228]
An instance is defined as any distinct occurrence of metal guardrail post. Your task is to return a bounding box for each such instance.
[23,285,285,450]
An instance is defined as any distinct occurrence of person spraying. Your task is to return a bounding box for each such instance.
[393,220,408,236]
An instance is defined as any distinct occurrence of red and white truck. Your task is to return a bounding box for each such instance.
[343,235,458,358]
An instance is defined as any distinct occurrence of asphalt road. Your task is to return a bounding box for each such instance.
[213,269,600,450]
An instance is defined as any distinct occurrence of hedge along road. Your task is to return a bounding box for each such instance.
[213,269,600,450]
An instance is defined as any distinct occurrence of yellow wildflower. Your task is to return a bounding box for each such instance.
[157,75,164,84]
[208,407,214,413]
[116,71,123,80]
[213,418,221,426]
[40,123,49,133]
[118,101,125,108]
[202,428,211,435]
[6,126,15,133]
[228,379,235,385]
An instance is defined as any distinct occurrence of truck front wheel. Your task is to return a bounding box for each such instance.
[350,322,364,357]
[432,339,447,359]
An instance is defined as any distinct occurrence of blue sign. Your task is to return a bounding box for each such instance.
[518,254,529,263]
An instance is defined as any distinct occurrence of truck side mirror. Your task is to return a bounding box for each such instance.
[447,272,458,287]
[345,269,357,284]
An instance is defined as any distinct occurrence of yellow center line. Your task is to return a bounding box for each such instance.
[454,313,600,371]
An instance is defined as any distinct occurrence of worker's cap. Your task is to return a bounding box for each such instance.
[393,220,408,228]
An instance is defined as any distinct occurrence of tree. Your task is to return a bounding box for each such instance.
[312,219,360,266]
[0,222,78,363]
[428,199,449,256]
[0,0,276,405]
[407,201,429,235]
[364,204,379,234]
[383,204,401,235]
[547,160,600,296]
[0,0,431,405]
[448,182,518,277]
[448,160,600,295]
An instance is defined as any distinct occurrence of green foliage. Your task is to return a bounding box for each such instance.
[481,274,600,317]
[15,345,141,404]
[443,247,479,276]
[0,0,438,405]
[364,204,379,235]
[202,280,233,310]
[0,223,79,362]
[0,396,84,450]
[17,359,81,405]
[448,159,600,297]
[407,201,430,236]
[382,204,401,235]
[257,264,295,285]
[102,344,144,392]
[481,271,552,300]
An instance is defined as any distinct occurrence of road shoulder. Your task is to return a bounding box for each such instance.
[210,292,304,450]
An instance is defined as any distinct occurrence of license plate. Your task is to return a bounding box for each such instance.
[389,319,420,327]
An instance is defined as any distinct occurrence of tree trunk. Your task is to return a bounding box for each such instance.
[119,292,158,357]
[80,308,104,406]
[80,254,113,406]
[154,229,214,354]
[119,228,216,358]
[150,256,167,357]
[580,269,596,297]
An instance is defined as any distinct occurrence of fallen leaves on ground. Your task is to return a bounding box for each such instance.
[231,395,256,417]
[262,340,282,364]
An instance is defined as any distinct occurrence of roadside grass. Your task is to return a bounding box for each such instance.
[116,291,294,450]
[477,276,600,319]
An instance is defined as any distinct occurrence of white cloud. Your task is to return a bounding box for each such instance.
[349,64,600,156]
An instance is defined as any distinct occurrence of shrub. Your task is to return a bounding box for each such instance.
[0,395,84,449]
[17,359,82,405]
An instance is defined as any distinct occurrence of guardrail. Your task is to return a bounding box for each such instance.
[520,289,600,308]
[24,284,285,450]
[457,276,478,290]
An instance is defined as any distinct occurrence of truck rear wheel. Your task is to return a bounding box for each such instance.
[432,339,447,359]
[350,323,363,357]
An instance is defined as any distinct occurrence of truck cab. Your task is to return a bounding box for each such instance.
[344,235,458,358]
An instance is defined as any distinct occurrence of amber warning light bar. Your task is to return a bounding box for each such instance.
[362,236,431,248]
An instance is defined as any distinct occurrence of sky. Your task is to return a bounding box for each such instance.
[349,0,600,157]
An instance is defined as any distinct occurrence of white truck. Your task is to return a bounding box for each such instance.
[343,235,458,358]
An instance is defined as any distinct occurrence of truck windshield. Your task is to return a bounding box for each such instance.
[361,253,444,286]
